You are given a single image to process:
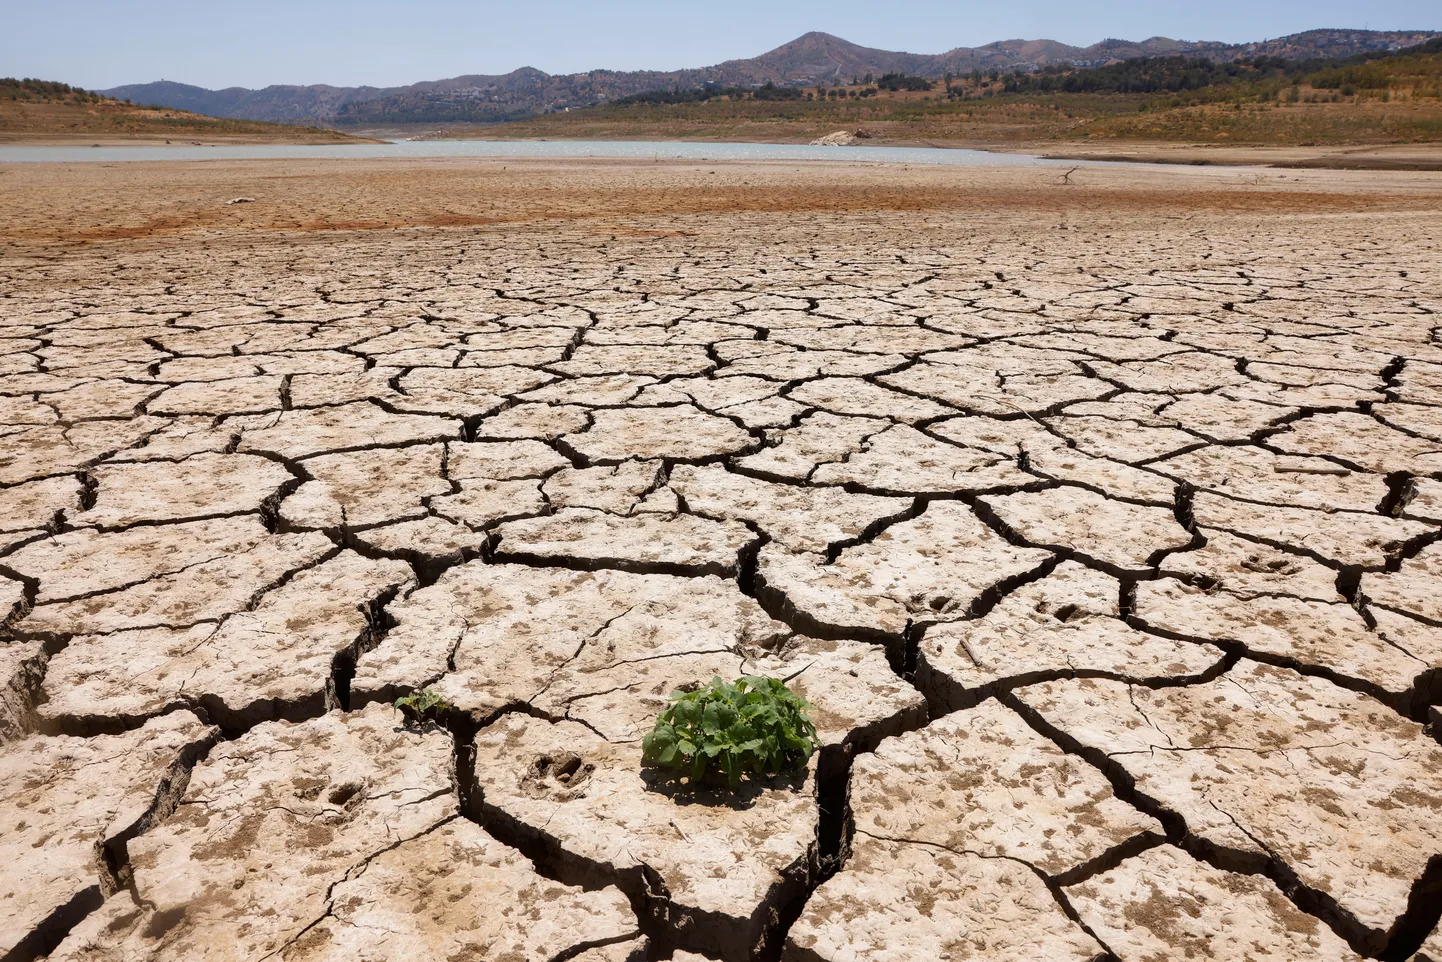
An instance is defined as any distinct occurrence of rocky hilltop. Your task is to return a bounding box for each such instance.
[103,27,1439,126]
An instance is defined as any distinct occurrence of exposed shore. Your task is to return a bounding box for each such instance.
[343,122,1442,170]
[4,154,1440,245]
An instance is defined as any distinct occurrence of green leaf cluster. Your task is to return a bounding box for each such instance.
[394,688,449,716]
[642,676,818,787]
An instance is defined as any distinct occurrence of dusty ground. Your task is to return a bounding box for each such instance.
[2,157,1442,962]
[1037,140,1442,170]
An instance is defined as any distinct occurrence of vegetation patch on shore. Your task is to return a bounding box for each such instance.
[1,77,375,144]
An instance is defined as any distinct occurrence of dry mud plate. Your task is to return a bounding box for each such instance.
[1,156,1442,961]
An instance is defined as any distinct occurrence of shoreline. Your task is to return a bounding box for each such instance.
[2,133,1440,172]
[357,128,1442,171]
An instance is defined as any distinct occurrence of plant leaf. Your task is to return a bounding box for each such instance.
[639,674,816,787]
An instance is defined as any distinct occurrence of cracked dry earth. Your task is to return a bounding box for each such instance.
[2,158,1442,962]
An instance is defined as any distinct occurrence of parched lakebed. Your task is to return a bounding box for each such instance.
[1,155,1442,961]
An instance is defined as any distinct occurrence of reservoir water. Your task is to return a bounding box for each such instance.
[0,139,1109,167]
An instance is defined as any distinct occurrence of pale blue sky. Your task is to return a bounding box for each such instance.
[5,0,1438,91]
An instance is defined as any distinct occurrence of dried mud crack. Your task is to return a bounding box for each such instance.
[1,156,1441,961]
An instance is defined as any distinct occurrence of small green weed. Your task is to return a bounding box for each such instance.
[642,675,818,787]
[394,688,450,718]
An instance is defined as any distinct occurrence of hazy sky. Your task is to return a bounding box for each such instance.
[5,0,1439,91]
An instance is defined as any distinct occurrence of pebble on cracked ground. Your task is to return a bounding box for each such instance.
[1,155,1442,961]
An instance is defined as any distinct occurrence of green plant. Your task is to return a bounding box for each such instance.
[642,675,818,787]
[394,688,450,717]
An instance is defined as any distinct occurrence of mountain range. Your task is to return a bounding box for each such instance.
[103,28,1441,127]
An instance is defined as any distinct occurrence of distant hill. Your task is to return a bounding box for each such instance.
[104,28,1440,126]
[455,37,1442,157]
[0,77,373,144]
[101,79,401,124]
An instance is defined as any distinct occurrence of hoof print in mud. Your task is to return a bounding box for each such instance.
[523,751,597,800]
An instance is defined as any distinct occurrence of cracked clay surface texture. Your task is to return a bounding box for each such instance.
[1,156,1441,961]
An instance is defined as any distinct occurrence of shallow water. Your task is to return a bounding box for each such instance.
[0,138,1102,166]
